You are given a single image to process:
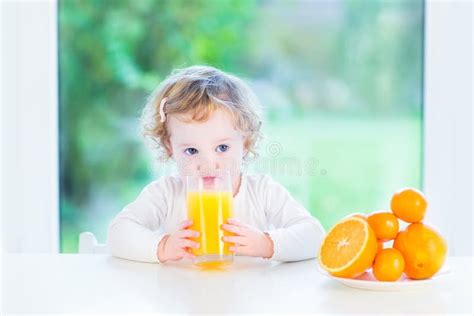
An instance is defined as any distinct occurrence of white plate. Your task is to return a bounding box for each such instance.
[317,264,451,291]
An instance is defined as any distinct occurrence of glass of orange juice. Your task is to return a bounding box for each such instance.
[186,170,234,267]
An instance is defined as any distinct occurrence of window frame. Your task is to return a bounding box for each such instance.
[1,0,59,253]
[423,0,472,256]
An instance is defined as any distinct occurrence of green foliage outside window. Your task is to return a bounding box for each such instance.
[59,0,423,252]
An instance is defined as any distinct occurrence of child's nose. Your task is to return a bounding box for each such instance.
[197,156,220,173]
[197,162,220,173]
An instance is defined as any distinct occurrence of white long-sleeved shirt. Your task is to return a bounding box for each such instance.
[107,173,326,263]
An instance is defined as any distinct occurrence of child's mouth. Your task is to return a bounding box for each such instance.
[202,176,216,186]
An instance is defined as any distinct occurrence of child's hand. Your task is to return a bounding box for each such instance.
[157,220,200,263]
[221,218,274,259]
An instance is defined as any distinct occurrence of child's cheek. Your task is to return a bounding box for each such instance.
[176,156,198,175]
[228,154,243,172]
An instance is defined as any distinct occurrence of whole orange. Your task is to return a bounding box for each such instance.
[393,223,447,280]
[390,188,427,223]
[372,248,405,281]
[367,211,399,241]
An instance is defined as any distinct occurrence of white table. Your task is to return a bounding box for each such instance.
[2,254,473,314]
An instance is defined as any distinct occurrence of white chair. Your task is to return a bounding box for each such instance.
[78,232,109,254]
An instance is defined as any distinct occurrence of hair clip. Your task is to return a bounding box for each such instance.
[159,97,168,123]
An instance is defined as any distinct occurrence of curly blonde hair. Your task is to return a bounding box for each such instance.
[141,65,263,161]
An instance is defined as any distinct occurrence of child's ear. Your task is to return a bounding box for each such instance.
[242,137,250,157]
[164,139,173,158]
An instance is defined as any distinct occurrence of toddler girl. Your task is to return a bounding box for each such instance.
[107,65,325,263]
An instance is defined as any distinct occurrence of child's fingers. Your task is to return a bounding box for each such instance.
[177,229,200,239]
[221,223,247,236]
[183,252,196,260]
[179,239,200,249]
[229,244,249,256]
[178,219,193,230]
[177,249,191,260]
[222,235,247,246]
[227,218,249,228]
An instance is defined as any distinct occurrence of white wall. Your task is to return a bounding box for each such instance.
[423,0,473,256]
[0,1,4,310]
[1,0,59,253]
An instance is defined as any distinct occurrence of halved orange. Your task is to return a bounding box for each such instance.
[343,212,368,221]
[318,217,378,278]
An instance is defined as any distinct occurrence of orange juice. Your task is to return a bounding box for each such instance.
[187,190,233,257]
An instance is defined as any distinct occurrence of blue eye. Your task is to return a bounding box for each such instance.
[216,144,229,153]
[184,148,198,156]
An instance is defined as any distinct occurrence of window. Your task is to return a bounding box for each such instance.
[58,0,423,252]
